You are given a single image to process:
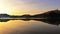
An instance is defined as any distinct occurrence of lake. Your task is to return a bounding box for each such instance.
[0,20,60,34]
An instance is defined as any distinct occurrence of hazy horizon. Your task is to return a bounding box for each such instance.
[0,0,60,34]
[0,0,60,15]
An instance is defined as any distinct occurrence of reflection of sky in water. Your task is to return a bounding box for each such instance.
[0,20,60,34]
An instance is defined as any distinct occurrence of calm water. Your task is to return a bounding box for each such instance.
[0,20,60,34]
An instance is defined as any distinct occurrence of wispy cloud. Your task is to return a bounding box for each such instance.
[0,0,60,14]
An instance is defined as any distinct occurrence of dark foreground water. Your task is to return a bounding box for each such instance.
[0,20,60,34]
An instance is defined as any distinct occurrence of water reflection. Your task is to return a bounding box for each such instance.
[0,20,60,34]
[0,19,10,22]
[34,19,60,25]
[0,19,60,25]
[0,19,31,22]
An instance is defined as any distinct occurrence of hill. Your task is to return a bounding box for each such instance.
[33,9,60,19]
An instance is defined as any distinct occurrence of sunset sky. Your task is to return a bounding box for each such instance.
[0,0,60,34]
[0,0,60,15]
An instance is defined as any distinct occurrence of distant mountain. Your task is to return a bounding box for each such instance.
[0,9,60,19]
[0,14,10,17]
[0,14,32,18]
[33,9,60,19]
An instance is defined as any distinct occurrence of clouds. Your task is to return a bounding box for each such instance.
[0,0,60,15]
[1,0,60,11]
[5,0,60,15]
[9,0,60,10]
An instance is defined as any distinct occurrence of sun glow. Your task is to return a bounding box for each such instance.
[0,0,16,14]
[0,0,43,15]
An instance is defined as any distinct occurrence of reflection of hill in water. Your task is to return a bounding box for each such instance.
[0,19,60,26]
[0,19,31,22]
[0,9,60,25]
[34,19,60,25]
[0,19,10,22]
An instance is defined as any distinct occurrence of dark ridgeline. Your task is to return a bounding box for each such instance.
[33,9,60,19]
[0,14,10,17]
[0,9,60,25]
[20,14,32,18]
[0,14,32,18]
[33,9,60,25]
[0,14,32,22]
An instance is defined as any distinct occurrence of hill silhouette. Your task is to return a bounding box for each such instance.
[33,9,60,19]
[33,9,60,25]
[0,9,60,26]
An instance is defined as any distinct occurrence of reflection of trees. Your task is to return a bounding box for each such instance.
[0,19,10,22]
[34,19,60,25]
